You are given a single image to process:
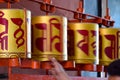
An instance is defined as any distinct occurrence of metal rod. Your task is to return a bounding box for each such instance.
[7,0,11,8]
[106,0,108,8]
[29,0,114,26]
[29,0,99,18]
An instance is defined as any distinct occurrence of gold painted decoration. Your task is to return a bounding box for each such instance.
[0,9,31,58]
[68,23,99,64]
[99,28,120,65]
[32,16,67,61]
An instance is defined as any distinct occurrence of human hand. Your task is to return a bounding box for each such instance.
[49,57,72,80]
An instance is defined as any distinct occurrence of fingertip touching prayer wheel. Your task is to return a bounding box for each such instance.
[31,15,67,61]
[68,23,99,64]
[0,9,31,58]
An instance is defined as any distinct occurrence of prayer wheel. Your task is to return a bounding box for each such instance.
[0,9,31,58]
[99,28,120,65]
[68,23,99,64]
[32,16,67,61]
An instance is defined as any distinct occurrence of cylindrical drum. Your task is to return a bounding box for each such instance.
[32,16,67,61]
[0,9,31,58]
[68,23,99,64]
[99,28,120,65]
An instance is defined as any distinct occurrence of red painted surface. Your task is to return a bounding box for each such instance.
[9,74,108,80]
[0,58,108,80]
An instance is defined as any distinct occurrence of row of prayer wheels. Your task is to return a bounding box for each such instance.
[0,9,119,66]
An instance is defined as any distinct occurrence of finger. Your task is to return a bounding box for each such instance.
[48,57,58,66]
[49,68,57,75]
[51,57,58,64]
[48,56,63,71]
[48,56,57,62]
